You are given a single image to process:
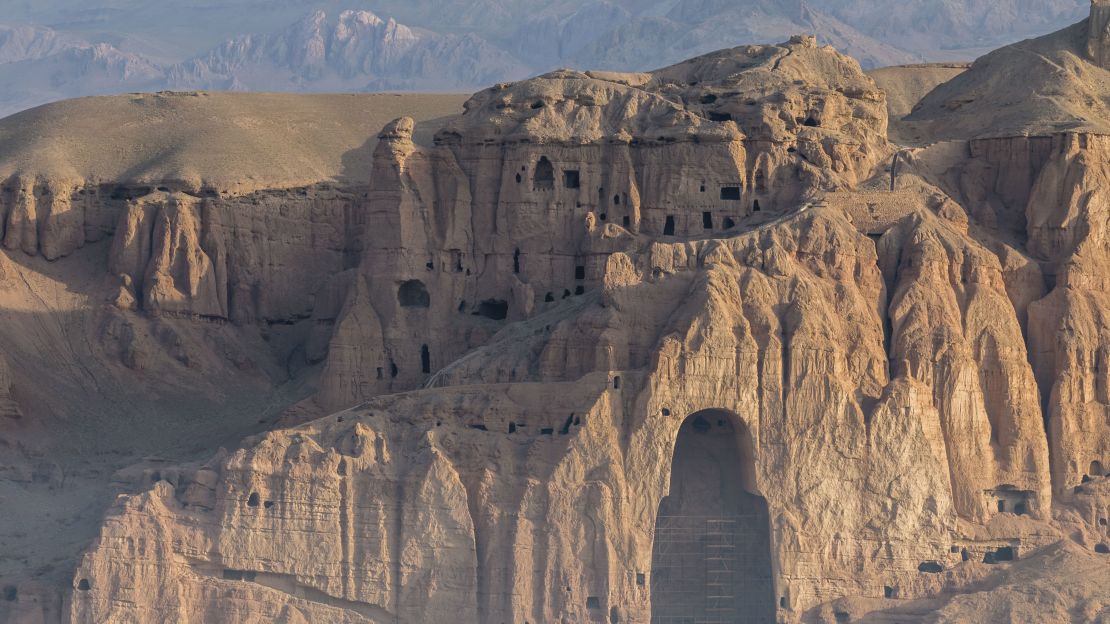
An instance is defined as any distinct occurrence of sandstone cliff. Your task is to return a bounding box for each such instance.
[5,9,1110,624]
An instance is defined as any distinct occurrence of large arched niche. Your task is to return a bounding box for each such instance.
[650,408,776,623]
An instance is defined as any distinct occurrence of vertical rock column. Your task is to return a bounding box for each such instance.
[1088,0,1110,67]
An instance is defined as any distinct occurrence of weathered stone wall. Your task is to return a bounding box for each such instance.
[0,180,362,326]
[315,37,892,412]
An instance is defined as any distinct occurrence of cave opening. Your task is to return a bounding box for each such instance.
[476,299,509,320]
[721,185,741,201]
[664,216,676,236]
[564,170,581,189]
[398,280,431,308]
[534,157,555,191]
[650,409,775,623]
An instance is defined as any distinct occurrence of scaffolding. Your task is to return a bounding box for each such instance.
[650,515,774,624]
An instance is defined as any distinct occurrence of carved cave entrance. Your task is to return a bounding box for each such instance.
[650,410,775,624]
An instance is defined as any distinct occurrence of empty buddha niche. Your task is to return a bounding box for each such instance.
[651,409,775,623]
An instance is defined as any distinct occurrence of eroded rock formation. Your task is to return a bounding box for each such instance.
[315,34,890,411]
[5,8,1110,624]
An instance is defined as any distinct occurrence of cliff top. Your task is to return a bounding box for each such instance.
[0,91,468,191]
[444,36,886,148]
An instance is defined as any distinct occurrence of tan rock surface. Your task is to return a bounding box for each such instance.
[6,8,1110,624]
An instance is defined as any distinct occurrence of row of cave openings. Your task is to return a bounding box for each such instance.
[399,252,593,321]
[521,156,769,233]
[365,346,432,380]
[464,378,621,436]
[399,278,510,321]
[696,93,823,130]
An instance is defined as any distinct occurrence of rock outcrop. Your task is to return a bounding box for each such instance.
[315,34,891,411]
[8,9,1110,624]
[1090,0,1110,66]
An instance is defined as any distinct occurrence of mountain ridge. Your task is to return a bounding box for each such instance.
[0,0,1089,118]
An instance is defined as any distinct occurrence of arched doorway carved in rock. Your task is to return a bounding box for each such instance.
[650,409,776,623]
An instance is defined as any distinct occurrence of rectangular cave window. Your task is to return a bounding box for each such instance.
[753,199,762,212]
[623,216,631,228]
[564,170,581,189]
[702,212,713,229]
[576,266,586,280]
[513,249,521,274]
[586,597,601,610]
[664,216,675,236]
[613,376,621,389]
[421,345,431,374]
[721,185,741,201]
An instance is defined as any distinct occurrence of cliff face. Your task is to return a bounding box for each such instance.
[315,35,890,411]
[0,181,360,324]
[5,14,1110,624]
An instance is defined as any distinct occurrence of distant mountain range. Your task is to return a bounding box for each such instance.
[0,0,1089,118]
